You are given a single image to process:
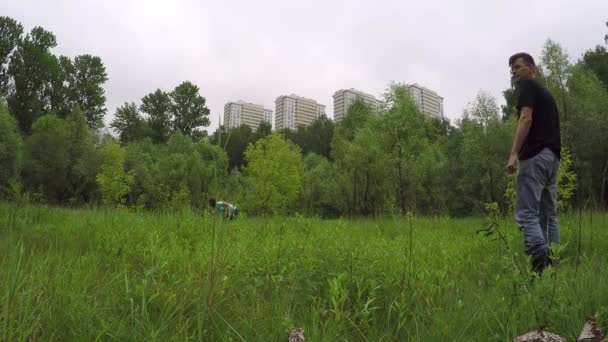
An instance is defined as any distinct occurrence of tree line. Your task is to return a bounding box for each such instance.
[1,16,607,216]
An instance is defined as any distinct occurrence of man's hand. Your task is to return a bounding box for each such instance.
[506,106,532,175]
[506,153,518,174]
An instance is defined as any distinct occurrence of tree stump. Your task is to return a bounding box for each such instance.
[577,318,604,342]
[288,327,305,342]
[512,330,566,342]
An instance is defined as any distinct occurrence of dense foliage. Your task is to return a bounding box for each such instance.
[2,16,608,216]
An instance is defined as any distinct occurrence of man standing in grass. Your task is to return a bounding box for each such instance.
[209,198,240,220]
[505,52,561,274]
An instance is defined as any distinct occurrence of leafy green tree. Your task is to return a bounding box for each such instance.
[47,55,77,118]
[166,136,230,209]
[96,140,134,205]
[331,98,390,216]
[330,98,372,216]
[111,102,150,143]
[23,110,99,204]
[210,124,254,170]
[368,85,452,215]
[377,85,427,213]
[169,181,191,211]
[0,99,21,197]
[332,98,373,145]
[192,139,228,205]
[0,17,24,96]
[158,133,193,206]
[539,40,572,146]
[566,63,608,206]
[64,107,99,203]
[2,18,108,129]
[124,132,228,210]
[299,153,339,217]
[244,133,302,215]
[170,81,210,138]
[141,89,172,143]
[444,124,468,216]
[500,87,518,121]
[283,115,335,160]
[557,149,577,210]
[124,139,166,210]
[344,121,390,216]
[459,92,512,213]
[254,121,272,140]
[582,45,608,90]
[412,140,449,214]
[66,55,108,129]
[7,26,62,132]
[223,168,246,206]
[24,114,71,202]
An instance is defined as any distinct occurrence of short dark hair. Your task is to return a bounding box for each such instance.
[209,198,216,207]
[509,52,535,67]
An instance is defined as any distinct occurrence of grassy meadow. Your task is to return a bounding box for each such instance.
[1,202,607,341]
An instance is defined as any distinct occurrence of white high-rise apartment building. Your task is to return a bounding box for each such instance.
[275,94,326,130]
[223,101,273,130]
[333,88,383,122]
[406,83,444,118]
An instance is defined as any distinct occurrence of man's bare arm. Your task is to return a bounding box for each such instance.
[510,107,533,156]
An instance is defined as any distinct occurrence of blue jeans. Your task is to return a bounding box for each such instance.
[229,207,239,220]
[515,148,560,272]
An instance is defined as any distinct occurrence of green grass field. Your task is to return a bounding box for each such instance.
[1,202,606,341]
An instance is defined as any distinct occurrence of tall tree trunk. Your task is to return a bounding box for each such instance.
[352,169,357,217]
[397,143,406,214]
[364,169,370,216]
[601,158,608,209]
[489,162,495,203]
[398,162,406,214]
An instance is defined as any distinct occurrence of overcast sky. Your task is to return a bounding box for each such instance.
[3,0,607,131]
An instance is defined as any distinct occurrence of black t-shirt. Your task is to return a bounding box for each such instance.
[516,79,561,160]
